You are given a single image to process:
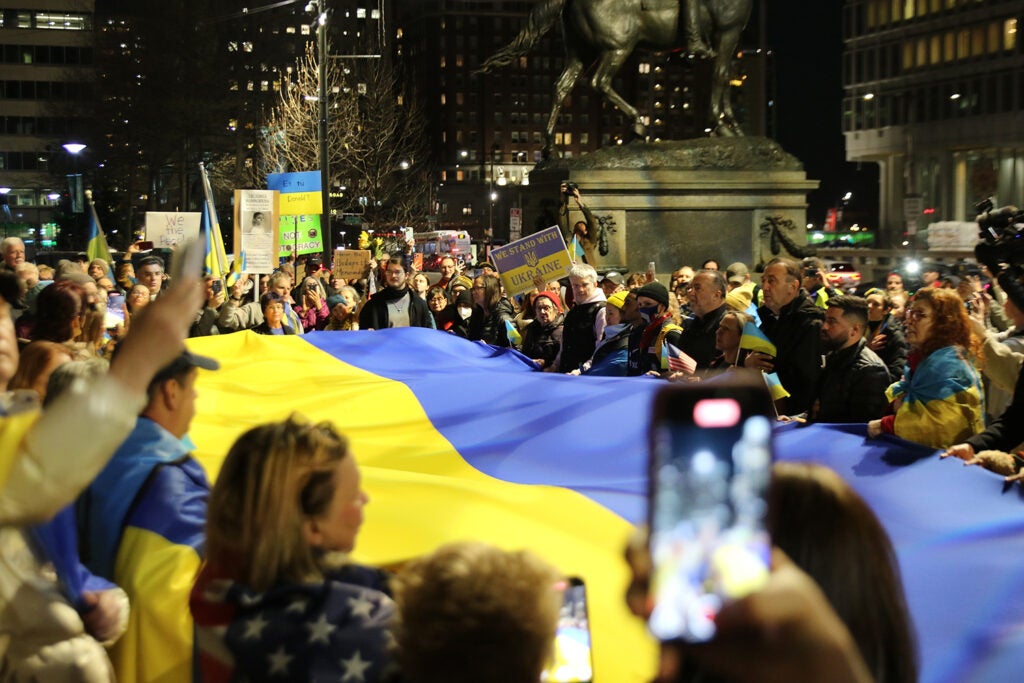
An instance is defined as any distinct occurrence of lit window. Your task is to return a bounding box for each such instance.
[35,12,89,30]
[357,8,366,18]
[1005,19,1018,51]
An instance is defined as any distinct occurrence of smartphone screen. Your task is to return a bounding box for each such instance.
[105,293,125,329]
[647,381,773,643]
[541,577,593,683]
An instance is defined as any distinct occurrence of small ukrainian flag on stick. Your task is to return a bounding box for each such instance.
[763,371,790,401]
[740,322,777,357]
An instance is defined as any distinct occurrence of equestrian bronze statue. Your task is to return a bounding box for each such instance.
[477,0,753,158]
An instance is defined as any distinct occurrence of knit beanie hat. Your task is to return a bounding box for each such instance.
[533,290,563,313]
[635,282,669,307]
[606,290,629,310]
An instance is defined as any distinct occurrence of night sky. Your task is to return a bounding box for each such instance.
[766,1,879,227]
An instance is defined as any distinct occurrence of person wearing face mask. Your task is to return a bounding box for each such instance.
[626,282,684,376]
[450,290,474,339]
[577,289,640,376]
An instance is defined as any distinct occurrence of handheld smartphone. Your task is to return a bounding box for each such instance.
[647,377,774,643]
[211,279,223,295]
[541,577,593,683]
[105,293,125,329]
[136,240,154,251]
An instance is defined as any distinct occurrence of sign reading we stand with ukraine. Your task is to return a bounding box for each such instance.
[489,225,573,297]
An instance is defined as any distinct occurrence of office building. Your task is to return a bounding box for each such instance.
[842,0,1023,247]
[0,0,95,250]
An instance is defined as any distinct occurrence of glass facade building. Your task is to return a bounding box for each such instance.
[843,0,1023,246]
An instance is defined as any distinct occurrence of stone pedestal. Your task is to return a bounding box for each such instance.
[518,137,819,274]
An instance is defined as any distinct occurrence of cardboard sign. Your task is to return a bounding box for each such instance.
[489,225,572,297]
[144,212,201,248]
[333,249,371,279]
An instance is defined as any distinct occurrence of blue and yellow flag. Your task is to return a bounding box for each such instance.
[569,234,584,262]
[762,371,790,400]
[85,191,112,269]
[504,318,522,347]
[198,162,230,282]
[186,331,661,682]
[740,321,777,357]
[134,329,1024,683]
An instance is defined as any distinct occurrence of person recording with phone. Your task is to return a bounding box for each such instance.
[631,380,916,682]
[558,182,604,267]
[293,276,329,332]
[189,275,228,337]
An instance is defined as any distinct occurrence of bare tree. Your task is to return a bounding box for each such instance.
[257,44,429,230]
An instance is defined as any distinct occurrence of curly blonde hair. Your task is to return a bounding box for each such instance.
[392,542,562,683]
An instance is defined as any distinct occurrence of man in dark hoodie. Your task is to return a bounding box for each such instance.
[745,257,825,414]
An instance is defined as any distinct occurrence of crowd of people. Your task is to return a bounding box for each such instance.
[1,227,1021,682]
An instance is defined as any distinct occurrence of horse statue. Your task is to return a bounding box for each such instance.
[477,0,753,158]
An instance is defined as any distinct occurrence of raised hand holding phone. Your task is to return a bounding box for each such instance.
[646,377,773,643]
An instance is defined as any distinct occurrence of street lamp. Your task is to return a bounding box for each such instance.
[62,142,86,214]
[306,1,331,258]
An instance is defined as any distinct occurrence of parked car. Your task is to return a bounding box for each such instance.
[825,261,862,291]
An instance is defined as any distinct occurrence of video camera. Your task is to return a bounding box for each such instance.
[974,198,1024,309]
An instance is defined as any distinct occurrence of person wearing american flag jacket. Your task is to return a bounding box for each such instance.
[190,415,398,683]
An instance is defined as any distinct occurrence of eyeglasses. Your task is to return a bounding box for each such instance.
[905,309,929,321]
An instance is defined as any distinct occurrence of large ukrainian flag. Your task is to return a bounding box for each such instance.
[187,329,662,682]
[118,329,1024,683]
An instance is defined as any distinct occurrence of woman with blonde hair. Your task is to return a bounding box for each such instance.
[190,415,395,683]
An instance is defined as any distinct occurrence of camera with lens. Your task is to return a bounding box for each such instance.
[562,181,579,197]
[974,197,1024,309]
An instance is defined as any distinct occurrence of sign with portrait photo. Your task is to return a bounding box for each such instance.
[234,189,280,274]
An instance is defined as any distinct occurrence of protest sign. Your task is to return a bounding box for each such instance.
[333,250,371,279]
[145,212,201,248]
[489,226,572,297]
[279,215,323,257]
[234,190,280,274]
